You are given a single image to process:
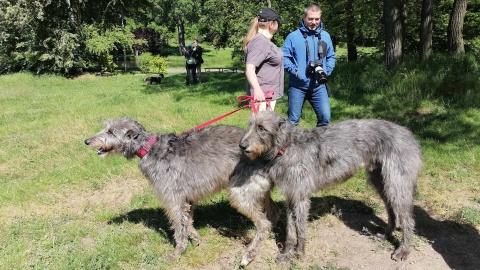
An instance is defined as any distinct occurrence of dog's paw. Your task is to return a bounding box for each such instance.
[391,247,410,261]
[375,232,387,240]
[375,232,394,241]
[189,236,201,247]
[164,252,180,261]
[275,252,293,264]
[240,251,255,267]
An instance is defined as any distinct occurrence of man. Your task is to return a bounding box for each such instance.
[282,4,336,126]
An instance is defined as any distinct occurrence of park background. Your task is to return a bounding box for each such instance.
[1,0,479,269]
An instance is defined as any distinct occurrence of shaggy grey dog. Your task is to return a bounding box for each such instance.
[85,118,278,260]
[234,110,422,265]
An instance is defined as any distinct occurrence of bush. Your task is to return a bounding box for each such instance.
[138,53,168,75]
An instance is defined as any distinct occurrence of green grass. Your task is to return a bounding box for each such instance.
[0,53,479,269]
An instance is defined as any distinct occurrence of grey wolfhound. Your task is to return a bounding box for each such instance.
[84,118,278,261]
[232,110,422,265]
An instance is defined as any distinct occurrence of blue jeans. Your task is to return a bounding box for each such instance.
[288,85,330,127]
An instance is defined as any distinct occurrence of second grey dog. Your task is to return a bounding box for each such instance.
[85,118,278,260]
[234,111,422,265]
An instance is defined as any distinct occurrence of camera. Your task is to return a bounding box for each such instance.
[306,60,328,84]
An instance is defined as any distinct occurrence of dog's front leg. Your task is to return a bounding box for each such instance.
[186,203,200,246]
[276,199,298,263]
[229,171,273,267]
[165,203,190,260]
[292,198,311,257]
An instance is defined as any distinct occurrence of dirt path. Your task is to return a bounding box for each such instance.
[191,201,480,270]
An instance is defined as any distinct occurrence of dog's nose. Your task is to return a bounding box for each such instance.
[239,143,247,151]
[84,139,90,145]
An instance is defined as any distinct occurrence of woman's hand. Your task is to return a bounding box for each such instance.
[253,88,266,102]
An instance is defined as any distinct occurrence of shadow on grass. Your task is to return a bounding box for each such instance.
[108,195,479,269]
[107,200,254,248]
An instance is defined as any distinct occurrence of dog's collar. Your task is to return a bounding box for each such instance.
[277,140,291,156]
[136,136,157,158]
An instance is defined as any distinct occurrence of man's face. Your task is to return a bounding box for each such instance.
[303,10,321,31]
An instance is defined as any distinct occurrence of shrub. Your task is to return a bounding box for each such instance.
[138,52,168,75]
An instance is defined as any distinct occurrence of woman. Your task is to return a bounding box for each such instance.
[243,7,284,111]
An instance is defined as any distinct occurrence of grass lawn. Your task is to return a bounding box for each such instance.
[0,53,479,269]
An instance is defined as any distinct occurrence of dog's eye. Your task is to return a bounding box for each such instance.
[107,129,114,135]
[257,125,265,132]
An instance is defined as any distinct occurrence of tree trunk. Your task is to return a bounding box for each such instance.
[65,0,75,23]
[346,0,357,61]
[420,0,433,61]
[384,0,405,68]
[176,15,185,55]
[447,0,467,54]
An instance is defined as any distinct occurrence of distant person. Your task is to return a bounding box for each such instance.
[193,39,204,83]
[243,7,285,111]
[282,4,336,126]
[182,43,198,85]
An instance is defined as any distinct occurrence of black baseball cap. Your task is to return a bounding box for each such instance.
[258,8,285,23]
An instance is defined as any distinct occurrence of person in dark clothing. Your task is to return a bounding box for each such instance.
[193,39,204,83]
[183,43,198,85]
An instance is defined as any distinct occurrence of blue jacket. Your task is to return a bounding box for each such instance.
[282,20,336,90]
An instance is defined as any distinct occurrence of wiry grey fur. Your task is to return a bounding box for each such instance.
[234,110,423,264]
[85,118,278,261]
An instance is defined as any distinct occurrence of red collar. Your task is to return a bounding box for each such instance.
[277,140,291,156]
[136,136,157,158]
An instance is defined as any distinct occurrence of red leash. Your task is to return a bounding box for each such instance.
[236,90,274,115]
[137,91,275,157]
[177,90,274,136]
[178,104,251,135]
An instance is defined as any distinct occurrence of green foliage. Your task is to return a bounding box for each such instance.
[1,0,480,74]
[99,54,117,72]
[84,25,119,56]
[37,29,80,73]
[139,52,155,72]
[84,24,146,71]
[0,0,85,74]
[138,52,168,74]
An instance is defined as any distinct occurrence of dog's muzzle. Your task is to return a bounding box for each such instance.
[85,139,112,156]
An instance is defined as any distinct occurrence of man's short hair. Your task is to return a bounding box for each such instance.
[303,4,322,17]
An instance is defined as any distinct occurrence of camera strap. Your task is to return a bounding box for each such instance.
[302,31,327,60]
[302,32,313,61]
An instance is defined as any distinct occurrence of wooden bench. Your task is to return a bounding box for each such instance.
[204,67,238,73]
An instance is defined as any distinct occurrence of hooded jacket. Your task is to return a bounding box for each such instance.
[282,20,336,90]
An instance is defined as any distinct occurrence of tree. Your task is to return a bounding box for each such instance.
[346,0,358,61]
[447,0,468,54]
[420,0,433,61]
[384,0,406,68]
